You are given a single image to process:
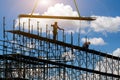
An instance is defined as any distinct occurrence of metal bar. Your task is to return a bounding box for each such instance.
[6,30,120,60]
[18,14,96,21]
[0,54,120,78]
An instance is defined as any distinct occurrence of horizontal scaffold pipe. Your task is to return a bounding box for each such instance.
[7,30,120,61]
[0,78,28,80]
[0,54,43,65]
[0,54,120,78]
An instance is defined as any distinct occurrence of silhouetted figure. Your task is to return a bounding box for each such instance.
[82,42,90,49]
[51,22,64,40]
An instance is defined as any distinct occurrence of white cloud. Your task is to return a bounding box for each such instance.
[43,3,77,16]
[16,3,90,33]
[90,16,120,33]
[16,4,120,35]
[81,37,106,46]
[112,48,120,57]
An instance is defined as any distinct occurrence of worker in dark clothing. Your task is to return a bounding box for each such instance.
[82,42,91,49]
[51,22,64,40]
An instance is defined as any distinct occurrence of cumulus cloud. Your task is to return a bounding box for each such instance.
[90,16,120,33]
[112,48,120,57]
[15,4,120,35]
[15,3,90,33]
[81,37,106,46]
[43,3,77,16]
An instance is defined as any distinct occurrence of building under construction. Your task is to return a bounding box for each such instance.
[0,0,120,79]
[0,15,120,80]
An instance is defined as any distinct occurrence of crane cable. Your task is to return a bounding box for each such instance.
[73,0,81,17]
[31,0,39,16]
[31,0,81,17]
[73,0,82,46]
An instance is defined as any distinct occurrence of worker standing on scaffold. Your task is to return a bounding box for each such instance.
[51,22,64,40]
[82,41,91,49]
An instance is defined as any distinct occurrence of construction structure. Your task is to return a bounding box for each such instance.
[0,16,120,80]
[0,0,120,79]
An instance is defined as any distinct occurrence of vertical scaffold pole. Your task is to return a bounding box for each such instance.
[37,21,39,36]
[3,17,6,78]
[18,17,21,31]
[46,24,48,38]
[3,17,6,39]
[28,19,31,33]
[12,19,15,54]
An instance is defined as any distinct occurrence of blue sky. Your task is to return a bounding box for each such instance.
[0,0,120,55]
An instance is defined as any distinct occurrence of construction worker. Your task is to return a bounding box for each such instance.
[82,41,91,49]
[51,22,64,40]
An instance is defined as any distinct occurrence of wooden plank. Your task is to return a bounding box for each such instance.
[18,14,96,21]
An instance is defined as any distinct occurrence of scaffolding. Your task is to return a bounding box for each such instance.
[0,17,120,80]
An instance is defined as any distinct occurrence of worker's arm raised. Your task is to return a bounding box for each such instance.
[58,27,64,31]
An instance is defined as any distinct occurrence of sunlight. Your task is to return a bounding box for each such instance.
[40,0,50,6]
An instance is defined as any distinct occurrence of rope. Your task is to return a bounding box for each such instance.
[73,0,82,46]
[73,0,81,17]
[31,0,39,16]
